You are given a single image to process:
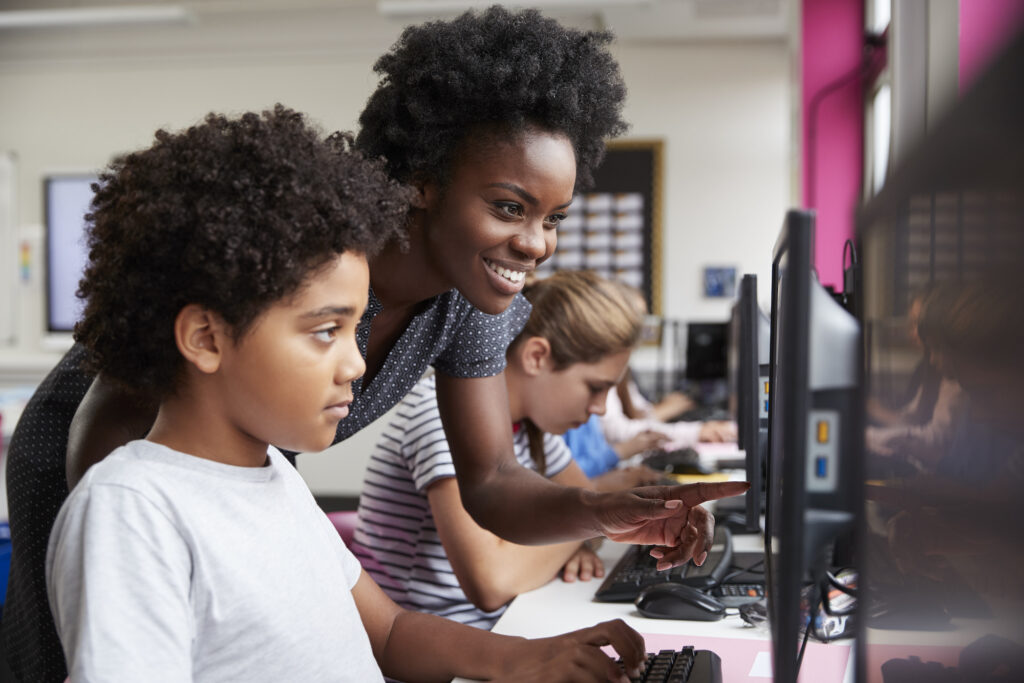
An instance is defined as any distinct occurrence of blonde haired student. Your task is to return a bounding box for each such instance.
[355,270,702,629]
[45,108,646,682]
[601,282,737,450]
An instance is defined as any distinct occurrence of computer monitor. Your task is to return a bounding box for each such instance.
[725,274,769,533]
[44,173,98,341]
[765,209,861,683]
[684,322,728,381]
[855,30,1024,682]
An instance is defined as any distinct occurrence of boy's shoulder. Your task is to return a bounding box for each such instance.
[77,440,284,492]
[81,438,162,473]
[73,440,184,493]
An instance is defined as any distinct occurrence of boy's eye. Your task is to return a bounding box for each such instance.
[313,326,340,342]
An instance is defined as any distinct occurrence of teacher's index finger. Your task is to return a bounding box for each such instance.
[670,481,750,507]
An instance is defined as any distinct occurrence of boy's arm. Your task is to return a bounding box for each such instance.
[352,571,642,682]
[426,464,594,613]
[436,372,749,568]
[66,373,157,488]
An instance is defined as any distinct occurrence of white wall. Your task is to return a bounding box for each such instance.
[614,42,788,323]
[0,10,789,498]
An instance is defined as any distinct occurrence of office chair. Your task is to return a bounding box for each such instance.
[326,511,358,547]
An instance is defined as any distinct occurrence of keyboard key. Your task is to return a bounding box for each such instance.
[595,526,734,602]
[616,646,722,683]
[712,582,764,607]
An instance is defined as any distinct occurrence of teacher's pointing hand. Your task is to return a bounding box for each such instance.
[594,481,751,570]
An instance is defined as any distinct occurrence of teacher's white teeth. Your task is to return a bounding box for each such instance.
[486,260,526,283]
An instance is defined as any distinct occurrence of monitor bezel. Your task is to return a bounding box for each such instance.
[736,274,763,533]
[765,209,814,683]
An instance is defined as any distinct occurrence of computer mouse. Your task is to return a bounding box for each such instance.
[644,448,713,475]
[635,582,727,621]
[669,460,714,476]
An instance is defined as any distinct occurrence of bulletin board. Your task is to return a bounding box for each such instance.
[537,139,664,315]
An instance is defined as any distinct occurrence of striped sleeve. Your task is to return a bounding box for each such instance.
[399,377,458,491]
[542,433,574,477]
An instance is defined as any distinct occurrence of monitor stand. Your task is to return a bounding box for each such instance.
[714,495,763,535]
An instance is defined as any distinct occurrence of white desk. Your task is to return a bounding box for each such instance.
[453,534,855,682]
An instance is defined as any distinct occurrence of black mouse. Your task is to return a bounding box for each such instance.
[635,582,727,621]
[644,448,713,475]
[668,460,714,476]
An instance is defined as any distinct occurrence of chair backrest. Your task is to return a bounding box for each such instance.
[326,511,358,547]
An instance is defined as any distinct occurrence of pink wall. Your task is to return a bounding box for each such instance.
[959,0,1024,93]
[799,0,1024,290]
[800,0,865,291]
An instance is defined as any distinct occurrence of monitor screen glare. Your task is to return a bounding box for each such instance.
[45,175,97,334]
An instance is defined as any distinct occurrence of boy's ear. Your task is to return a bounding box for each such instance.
[409,176,438,210]
[174,304,227,375]
[515,336,553,377]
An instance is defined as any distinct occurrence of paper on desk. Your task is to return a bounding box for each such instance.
[665,472,733,484]
[604,633,851,682]
[693,442,745,458]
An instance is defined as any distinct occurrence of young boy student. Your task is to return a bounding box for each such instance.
[45,106,645,682]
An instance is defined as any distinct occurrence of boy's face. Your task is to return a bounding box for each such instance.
[219,251,369,454]
[420,128,575,315]
[526,348,632,435]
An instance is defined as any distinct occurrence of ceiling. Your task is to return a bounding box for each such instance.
[0,0,791,65]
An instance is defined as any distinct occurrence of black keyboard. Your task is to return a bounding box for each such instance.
[594,526,733,602]
[673,406,731,422]
[616,646,722,683]
[711,582,764,607]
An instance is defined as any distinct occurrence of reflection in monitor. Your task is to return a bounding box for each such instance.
[765,210,861,683]
[856,30,1024,683]
[726,274,770,533]
[45,174,97,336]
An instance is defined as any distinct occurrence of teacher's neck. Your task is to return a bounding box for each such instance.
[369,226,452,310]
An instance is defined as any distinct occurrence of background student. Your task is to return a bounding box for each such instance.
[3,8,743,680]
[600,282,737,452]
[46,106,647,683]
[562,414,665,489]
[355,270,672,629]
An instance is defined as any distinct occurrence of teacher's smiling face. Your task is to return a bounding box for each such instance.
[418,126,576,315]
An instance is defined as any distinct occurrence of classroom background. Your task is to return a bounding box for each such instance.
[0,0,1020,511]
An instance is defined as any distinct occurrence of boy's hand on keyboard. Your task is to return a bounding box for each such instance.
[560,544,605,582]
[595,481,750,569]
[499,619,645,682]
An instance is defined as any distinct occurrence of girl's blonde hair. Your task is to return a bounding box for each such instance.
[512,270,644,473]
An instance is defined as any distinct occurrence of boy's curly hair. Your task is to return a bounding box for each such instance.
[74,104,413,400]
[356,5,628,192]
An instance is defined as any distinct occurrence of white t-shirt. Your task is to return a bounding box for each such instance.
[601,382,701,451]
[354,374,573,630]
[46,440,382,683]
